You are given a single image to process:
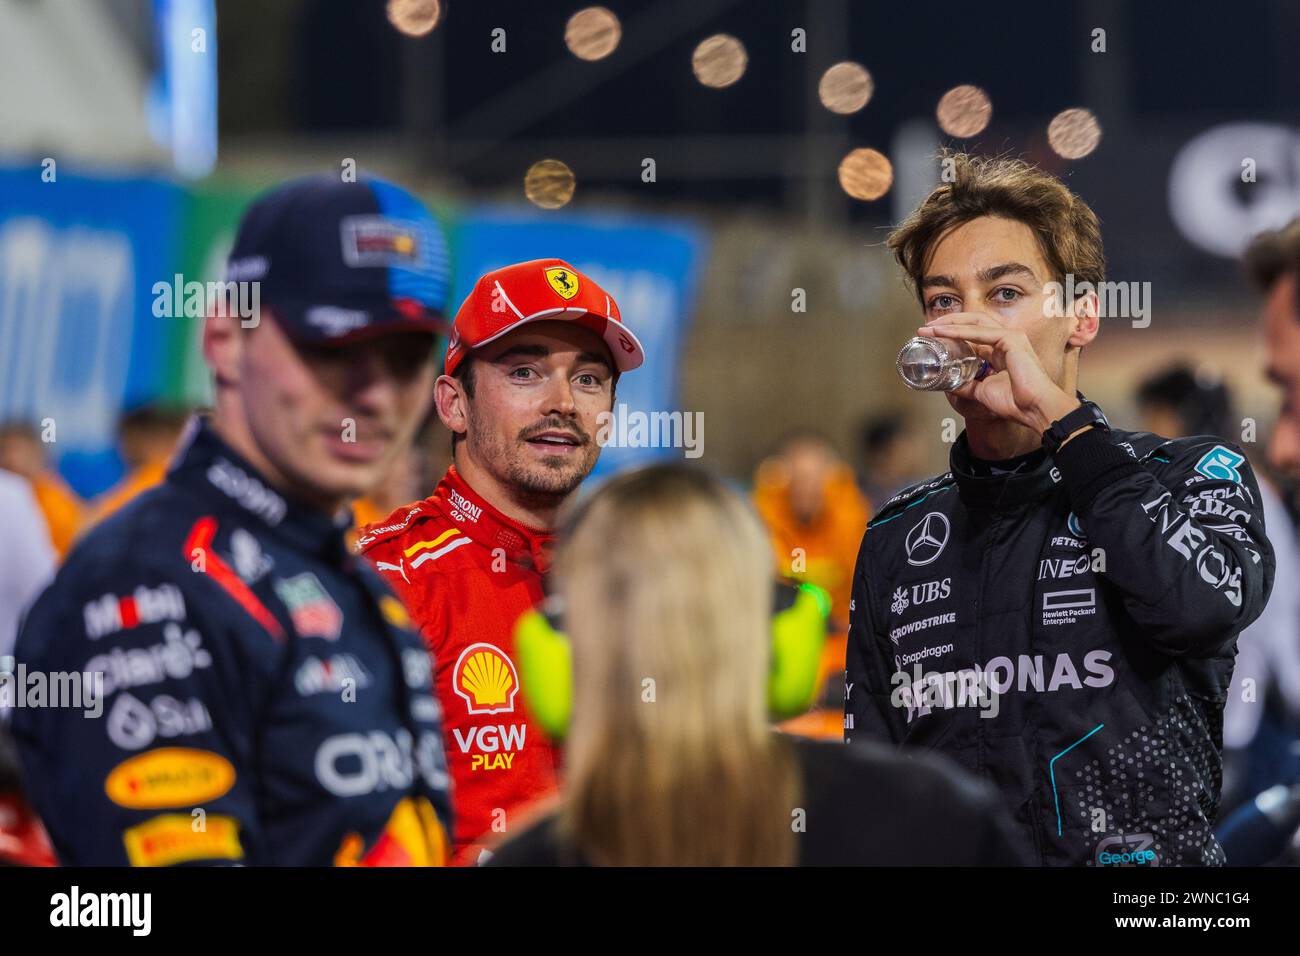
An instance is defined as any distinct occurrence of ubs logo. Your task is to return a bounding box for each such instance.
[905,512,950,567]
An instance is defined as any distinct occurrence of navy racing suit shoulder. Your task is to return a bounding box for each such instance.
[10,418,451,867]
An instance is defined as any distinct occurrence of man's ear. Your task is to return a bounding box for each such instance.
[1067,291,1100,348]
[434,374,469,439]
[203,311,244,389]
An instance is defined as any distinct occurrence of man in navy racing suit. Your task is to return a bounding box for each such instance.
[845,154,1275,866]
[10,176,454,865]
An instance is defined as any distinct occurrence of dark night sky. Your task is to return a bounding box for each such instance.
[218,0,1300,283]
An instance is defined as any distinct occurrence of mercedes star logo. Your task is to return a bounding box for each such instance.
[905,512,950,566]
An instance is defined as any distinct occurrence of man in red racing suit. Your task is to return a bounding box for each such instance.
[359,259,644,863]
[358,467,556,863]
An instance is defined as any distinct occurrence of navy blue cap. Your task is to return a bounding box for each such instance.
[225,175,451,345]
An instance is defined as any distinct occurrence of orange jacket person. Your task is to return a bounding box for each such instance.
[358,259,642,864]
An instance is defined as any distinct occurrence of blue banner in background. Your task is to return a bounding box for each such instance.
[452,207,708,482]
[0,167,184,497]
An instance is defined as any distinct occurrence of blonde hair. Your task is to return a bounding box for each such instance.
[555,465,800,866]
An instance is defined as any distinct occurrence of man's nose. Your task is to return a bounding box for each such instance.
[540,372,578,417]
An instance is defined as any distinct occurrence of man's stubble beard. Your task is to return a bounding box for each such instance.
[469,405,599,505]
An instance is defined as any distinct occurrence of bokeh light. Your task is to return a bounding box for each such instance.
[524,159,577,209]
[818,62,873,114]
[936,85,992,138]
[692,34,747,89]
[565,7,622,61]
[838,148,893,201]
[1047,108,1102,159]
[386,0,442,37]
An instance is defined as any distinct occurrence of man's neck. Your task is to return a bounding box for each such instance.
[964,418,1043,462]
[452,449,563,530]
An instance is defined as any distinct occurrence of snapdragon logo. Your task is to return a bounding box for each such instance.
[1043,274,1151,328]
[50,885,151,936]
[596,404,704,458]
[152,273,261,327]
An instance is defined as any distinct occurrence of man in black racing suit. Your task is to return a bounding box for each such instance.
[845,154,1275,866]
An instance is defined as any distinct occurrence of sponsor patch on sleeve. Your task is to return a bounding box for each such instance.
[1193,445,1245,483]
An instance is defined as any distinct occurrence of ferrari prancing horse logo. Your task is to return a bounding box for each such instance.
[544,267,580,300]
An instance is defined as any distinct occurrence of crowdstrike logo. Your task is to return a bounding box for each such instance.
[905,512,950,566]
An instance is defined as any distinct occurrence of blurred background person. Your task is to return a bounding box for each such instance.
[489,464,1026,866]
[0,472,55,662]
[1212,223,1300,865]
[0,421,83,560]
[753,429,869,629]
[753,429,870,739]
[856,411,927,510]
[86,404,190,527]
[0,469,57,866]
[1135,365,1234,442]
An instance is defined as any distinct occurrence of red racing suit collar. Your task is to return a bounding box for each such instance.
[434,466,555,574]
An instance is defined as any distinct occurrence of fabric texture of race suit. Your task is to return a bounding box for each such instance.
[10,418,452,866]
[845,408,1275,867]
[357,466,558,865]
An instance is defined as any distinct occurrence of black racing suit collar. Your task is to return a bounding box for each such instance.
[948,392,1090,511]
[949,434,1054,510]
[168,415,353,560]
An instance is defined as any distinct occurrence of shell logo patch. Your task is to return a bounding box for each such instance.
[105,748,237,809]
[453,642,519,714]
[123,813,242,867]
[544,267,581,300]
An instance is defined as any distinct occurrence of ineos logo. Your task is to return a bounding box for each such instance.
[905,512,950,567]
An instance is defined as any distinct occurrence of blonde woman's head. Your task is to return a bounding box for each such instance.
[553,463,798,866]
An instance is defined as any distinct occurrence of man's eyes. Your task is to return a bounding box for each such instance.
[928,288,1022,311]
[509,367,606,386]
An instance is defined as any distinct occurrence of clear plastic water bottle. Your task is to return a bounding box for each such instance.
[895,336,985,391]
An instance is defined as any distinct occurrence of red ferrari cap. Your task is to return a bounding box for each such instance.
[444,258,644,377]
